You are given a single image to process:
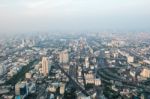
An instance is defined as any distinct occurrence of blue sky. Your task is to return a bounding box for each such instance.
[0,0,150,34]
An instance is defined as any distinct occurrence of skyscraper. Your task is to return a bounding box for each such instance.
[15,82,28,99]
[59,50,69,64]
[42,57,49,76]
[85,57,89,68]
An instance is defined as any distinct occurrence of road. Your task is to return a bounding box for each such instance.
[55,62,90,96]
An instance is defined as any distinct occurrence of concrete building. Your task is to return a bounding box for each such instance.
[130,71,136,77]
[59,50,69,64]
[41,57,50,76]
[140,68,150,78]
[15,82,28,99]
[94,79,101,86]
[85,57,89,68]
[60,83,65,95]
[127,56,134,63]
[25,73,32,79]
[84,73,95,84]
[48,85,57,93]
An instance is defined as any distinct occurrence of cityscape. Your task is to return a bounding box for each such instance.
[0,33,150,99]
[0,0,150,99]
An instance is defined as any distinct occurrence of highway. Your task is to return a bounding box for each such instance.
[96,53,150,94]
[55,62,90,96]
[120,48,147,60]
[98,68,150,92]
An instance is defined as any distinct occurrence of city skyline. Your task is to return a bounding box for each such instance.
[1,1,150,99]
[1,33,150,98]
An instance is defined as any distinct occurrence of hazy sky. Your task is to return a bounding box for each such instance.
[0,0,150,34]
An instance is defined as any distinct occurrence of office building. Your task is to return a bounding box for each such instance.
[42,57,49,76]
[59,50,69,64]
[85,57,89,68]
[15,82,28,99]
[140,68,150,78]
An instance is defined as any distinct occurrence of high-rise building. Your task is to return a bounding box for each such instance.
[140,68,150,78]
[60,83,65,95]
[59,50,69,64]
[42,57,49,76]
[15,82,28,99]
[85,57,89,68]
